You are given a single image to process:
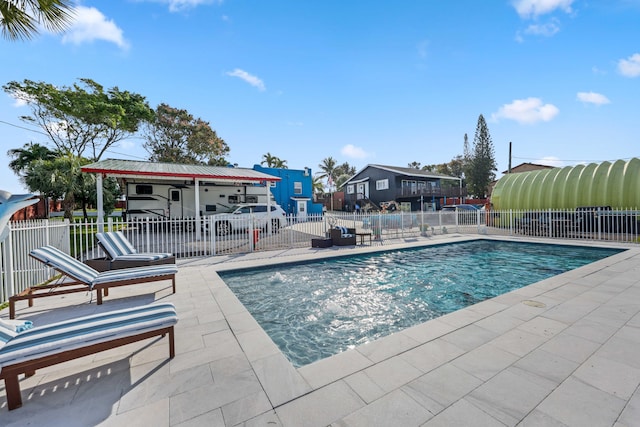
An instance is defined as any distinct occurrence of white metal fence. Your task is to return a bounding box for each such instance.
[1,207,639,304]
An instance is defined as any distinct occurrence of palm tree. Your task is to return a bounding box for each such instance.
[1,0,76,41]
[8,142,60,180]
[272,157,288,169]
[261,152,288,168]
[317,156,337,187]
[312,175,325,198]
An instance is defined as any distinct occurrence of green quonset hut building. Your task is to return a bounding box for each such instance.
[491,158,640,210]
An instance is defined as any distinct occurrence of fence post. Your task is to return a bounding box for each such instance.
[5,223,15,298]
[208,219,218,255]
[145,218,151,251]
[509,210,513,235]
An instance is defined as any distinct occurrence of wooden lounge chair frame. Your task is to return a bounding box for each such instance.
[9,246,177,319]
[0,303,177,410]
[0,326,174,410]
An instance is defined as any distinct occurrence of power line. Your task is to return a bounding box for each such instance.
[0,119,49,136]
[1,119,149,160]
[512,155,640,164]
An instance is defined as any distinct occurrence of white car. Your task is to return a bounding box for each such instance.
[212,203,287,236]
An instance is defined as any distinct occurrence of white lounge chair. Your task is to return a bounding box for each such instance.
[0,302,178,410]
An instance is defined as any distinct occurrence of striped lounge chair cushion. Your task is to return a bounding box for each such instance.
[96,232,173,261]
[0,327,17,347]
[31,246,99,284]
[91,264,178,286]
[30,246,177,289]
[0,303,178,369]
[335,226,354,237]
[110,253,174,262]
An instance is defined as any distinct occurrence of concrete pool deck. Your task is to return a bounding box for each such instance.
[1,234,640,426]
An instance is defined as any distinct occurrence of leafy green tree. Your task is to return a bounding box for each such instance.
[25,155,117,219]
[408,161,421,169]
[3,78,154,160]
[260,152,287,168]
[4,78,151,215]
[465,114,497,198]
[144,103,229,165]
[334,162,355,177]
[0,0,75,41]
[330,162,355,189]
[7,142,59,182]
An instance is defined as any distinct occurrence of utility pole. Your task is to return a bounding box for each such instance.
[508,141,512,173]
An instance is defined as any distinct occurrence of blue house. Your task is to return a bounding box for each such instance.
[253,165,324,217]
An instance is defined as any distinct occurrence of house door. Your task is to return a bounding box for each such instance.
[357,182,369,199]
[296,200,307,221]
[169,189,183,219]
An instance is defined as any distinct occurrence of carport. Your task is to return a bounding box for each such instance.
[81,159,280,239]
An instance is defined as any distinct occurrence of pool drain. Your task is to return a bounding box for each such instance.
[522,300,546,308]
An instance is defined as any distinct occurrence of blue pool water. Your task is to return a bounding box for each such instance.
[219,240,621,367]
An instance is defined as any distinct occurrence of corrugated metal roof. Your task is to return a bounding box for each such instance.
[81,159,280,182]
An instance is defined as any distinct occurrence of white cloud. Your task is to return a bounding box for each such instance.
[12,98,28,107]
[167,0,223,13]
[142,0,223,13]
[512,0,574,18]
[341,144,369,159]
[535,156,564,167]
[577,91,610,105]
[492,97,559,124]
[226,69,266,91]
[524,20,560,37]
[61,6,129,49]
[618,53,640,77]
[6,92,29,107]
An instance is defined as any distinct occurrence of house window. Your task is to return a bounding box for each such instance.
[346,185,354,194]
[376,179,389,190]
[294,182,302,195]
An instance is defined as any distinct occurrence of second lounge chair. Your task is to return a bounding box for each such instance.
[95,231,175,269]
[9,246,177,319]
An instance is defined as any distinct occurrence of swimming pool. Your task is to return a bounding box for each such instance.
[219,240,621,367]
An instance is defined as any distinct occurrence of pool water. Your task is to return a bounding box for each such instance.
[219,240,621,367]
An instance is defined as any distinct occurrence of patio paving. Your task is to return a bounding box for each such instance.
[1,234,639,426]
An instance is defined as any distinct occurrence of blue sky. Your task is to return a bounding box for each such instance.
[1,0,639,195]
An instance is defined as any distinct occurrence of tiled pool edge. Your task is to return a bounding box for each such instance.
[203,236,636,414]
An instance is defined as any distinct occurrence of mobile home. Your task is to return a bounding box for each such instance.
[124,180,275,220]
[81,159,281,225]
